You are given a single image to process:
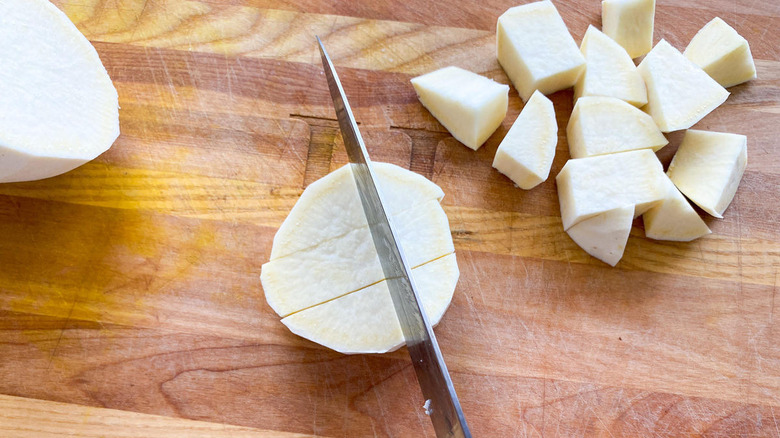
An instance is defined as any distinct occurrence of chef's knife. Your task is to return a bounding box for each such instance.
[316,37,471,438]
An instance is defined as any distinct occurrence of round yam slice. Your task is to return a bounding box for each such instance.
[262,163,458,354]
[0,0,120,182]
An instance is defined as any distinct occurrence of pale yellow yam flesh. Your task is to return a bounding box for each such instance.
[492,90,557,189]
[574,25,647,107]
[567,96,667,159]
[270,163,443,260]
[684,17,757,88]
[556,149,667,230]
[497,0,585,101]
[566,205,634,267]
[601,0,655,59]
[643,175,711,242]
[411,66,508,150]
[281,254,459,354]
[667,129,747,218]
[263,199,454,317]
[637,40,729,133]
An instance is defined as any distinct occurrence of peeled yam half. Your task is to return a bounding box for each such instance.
[0,0,120,182]
[262,163,458,353]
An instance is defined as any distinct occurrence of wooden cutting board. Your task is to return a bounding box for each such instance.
[1,0,778,436]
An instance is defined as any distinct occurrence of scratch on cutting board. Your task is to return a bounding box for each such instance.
[274,118,306,167]
[576,388,615,438]
[131,0,151,38]
[677,396,706,436]
[157,48,180,117]
[466,253,487,307]
[735,194,752,406]
[46,298,77,371]
[325,16,338,50]
[224,60,235,100]
[540,381,545,438]
[360,355,385,435]
[591,406,615,438]
[771,270,777,323]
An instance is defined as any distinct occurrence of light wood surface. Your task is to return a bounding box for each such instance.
[1,0,778,436]
[0,394,315,437]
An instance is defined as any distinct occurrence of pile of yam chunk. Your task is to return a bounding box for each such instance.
[411,0,755,266]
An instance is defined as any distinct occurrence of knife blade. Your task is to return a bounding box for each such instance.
[316,37,471,438]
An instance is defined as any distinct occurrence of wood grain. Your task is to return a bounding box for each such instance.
[0,394,314,437]
[1,0,779,436]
